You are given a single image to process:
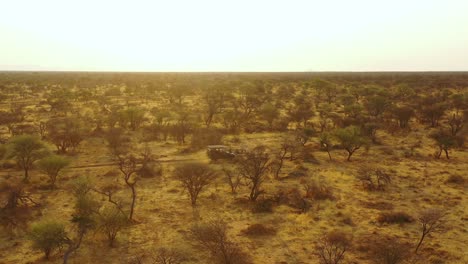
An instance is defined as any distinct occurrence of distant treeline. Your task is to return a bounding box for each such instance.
[1,71,468,90]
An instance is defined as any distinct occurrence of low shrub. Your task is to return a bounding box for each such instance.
[445,174,465,185]
[251,198,275,213]
[241,223,276,236]
[377,211,413,224]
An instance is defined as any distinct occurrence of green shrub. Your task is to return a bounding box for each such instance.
[37,155,70,188]
[29,220,67,259]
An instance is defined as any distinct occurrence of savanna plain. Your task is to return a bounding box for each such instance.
[0,72,466,264]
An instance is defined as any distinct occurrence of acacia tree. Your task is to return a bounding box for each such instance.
[415,208,446,253]
[222,166,242,194]
[1,182,38,210]
[105,129,139,220]
[365,95,391,118]
[334,126,368,161]
[272,137,300,179]
[391,105,414,129]
[29,220,68,259]
[202,85,227,127]
[191,220,251,264]
[116,154,139,221]
[447,113,464,136]
[288,91,315,127]
[46,117,87,153]
[319,132,334,161]
[236,146,271,201]
[316,230,351,264]
[260,103,279,129]
[419,100,447,127]
[7,135,49,181]
[236,81,270,125]
[120,107,146,131]
[37,155,70,188]
[313,79,338,104]
[174,162,217,206]
[430,130,457,159]
[369,236,410,264]
[97,206,127,247]
[63,177,99,264]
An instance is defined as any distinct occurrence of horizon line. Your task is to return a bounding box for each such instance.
[1,70,468,74]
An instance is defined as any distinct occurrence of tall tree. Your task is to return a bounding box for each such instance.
[6,135,49,181]
[334,126,368,161]
[235,146,271,201]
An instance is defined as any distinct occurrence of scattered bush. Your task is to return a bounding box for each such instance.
[241,223,276,237]
[251,198,275,213]
[152,247,187,264]
[316,230,352,264]
[302,178,334,201]
[445,174,465,185]
[138,161,163,178]
[356,167,391,191]
[363,201,394,210]
[97,206,128,247]
[37,154,70,188]
[29,220,68,259]
[191,220,251,264]
[369,236,411,264]
[274,188,311,213]
[377,211,414,224]
[174,162,217,206]
[190,128,223,150]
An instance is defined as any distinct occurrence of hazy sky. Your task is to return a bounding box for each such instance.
[1,0,468,71]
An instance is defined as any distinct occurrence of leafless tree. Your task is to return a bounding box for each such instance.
[415,208,446,253]
[316,230,351,264]
[222,166,241,194]
[235,146,271,201]
[152,247,187,264]
[369,236,410,264]
[191,220,251,264]
[356,167,391,191]
[117,154,139,221]
[272,137,298,179]
[174,162,217,206]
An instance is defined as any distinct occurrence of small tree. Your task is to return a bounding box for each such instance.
[97,206,127,247]
[116,154,139,221]
[235,146,271,201]
[260,103,279,129]
[37,155,70,188]
[29,220,68,259]
[319,132,333,161]
[63,177,99,264]
[316,230,351,264]
[369,236,410,264]
[222,166,241,194]
[120,107,146,131]
[391,105,414,129]
[152,247,187,264]
[415,208,446,253]
[272,137,299,179]
[46,117,87,153]
[1,182,38,210]
[430,130,457,159]
[334,126,368,161]
[356,167,391,191]
[7,135,49,181]
[174,162,217,206]
[191,220,251,264]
